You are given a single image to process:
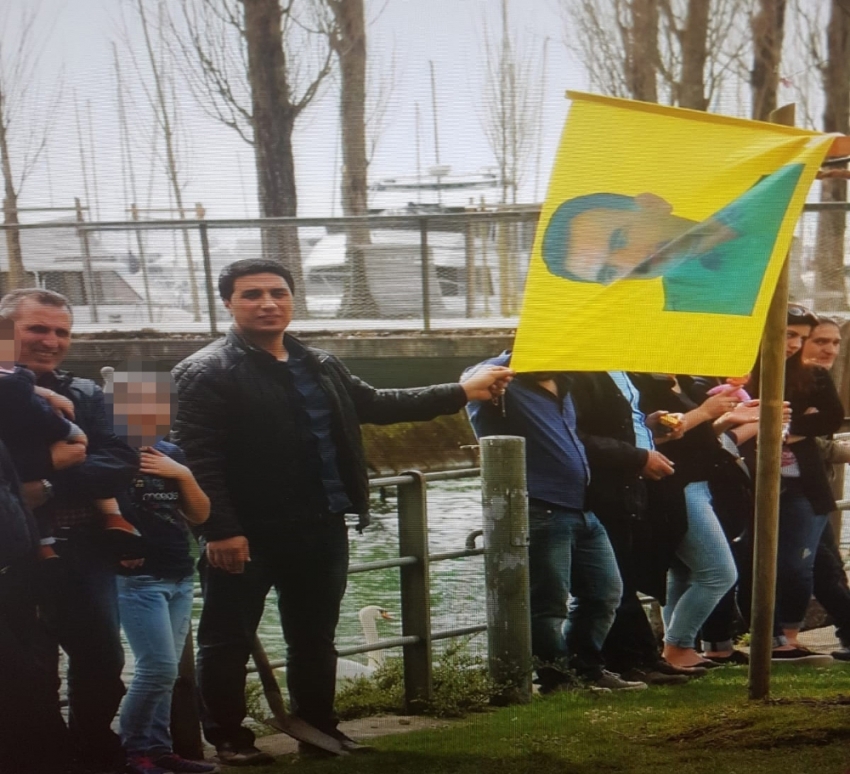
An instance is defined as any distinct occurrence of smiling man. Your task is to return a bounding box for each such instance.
[171,258,512,765]
[0,288,139,774]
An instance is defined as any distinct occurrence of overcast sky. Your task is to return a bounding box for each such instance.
[6,0,830,229]
[3,0,591,223]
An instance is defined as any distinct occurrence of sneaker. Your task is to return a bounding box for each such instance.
[771,646,834,666]
[125,756,168,774]
[155,753,219,773]
[620,668,689,686]
[588,670,648,691]
[831,647,850,662]
[703,650,749,666]
[214,743,274,767]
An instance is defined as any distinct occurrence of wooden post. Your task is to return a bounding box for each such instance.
[195,203,219,337]
[170,623,204,760]
[748,103,795,701]
[419,219,431,331]
[74,197,99,324]
[130,203,155,324]
[480,435,532,704]
[397,470,433,711]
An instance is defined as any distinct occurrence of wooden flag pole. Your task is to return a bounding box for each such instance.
[748,103,795,701]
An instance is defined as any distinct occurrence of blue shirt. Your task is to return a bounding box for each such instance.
[465,353,589,511]
[285,351,352,514]
[607,371,655,451]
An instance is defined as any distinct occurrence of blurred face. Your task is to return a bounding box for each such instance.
[802,322,841,369]
[13,299,72,377]
[224,273,293,338]
[111,371,176,447]
[786,324,812,359]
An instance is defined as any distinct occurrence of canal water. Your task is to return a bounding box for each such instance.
[167,476,488,678]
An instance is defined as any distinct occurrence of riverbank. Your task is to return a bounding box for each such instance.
[233,660,850,773]
[219,626,850,772]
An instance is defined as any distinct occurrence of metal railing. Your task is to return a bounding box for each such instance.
[0,208,540,334]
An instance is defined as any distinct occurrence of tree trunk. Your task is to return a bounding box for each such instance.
[678,0,709,110]
[626,0,659,102]
[242,0,305,314]
[750,0,787,121]
[0,94,25,291]
[813,0,850,312]
[332,0,378,317]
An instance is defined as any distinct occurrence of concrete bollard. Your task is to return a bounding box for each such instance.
[480,435,532,704]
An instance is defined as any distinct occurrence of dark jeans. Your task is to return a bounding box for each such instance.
[528,502,622,687]
[813,521,850,646]
[599,518,662,673]
[0,563,71,774]
[197,514,349,748]
[41,528,126,769]
[739,480,829,640]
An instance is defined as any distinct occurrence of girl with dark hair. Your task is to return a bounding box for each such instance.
[740,305,844,663]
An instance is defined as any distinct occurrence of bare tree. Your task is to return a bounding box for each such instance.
[0,4,60,289]
[169,0,334,313]
[751,0,788,120]
[561,0,658,100]
[561,0,752,111]
[121,0,202,320]
[481,0,546,203]
[806,0,850,311]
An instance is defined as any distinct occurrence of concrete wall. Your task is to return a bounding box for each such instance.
[64,331,510,472]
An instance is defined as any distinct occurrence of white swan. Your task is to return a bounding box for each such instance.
[336,606,394,682]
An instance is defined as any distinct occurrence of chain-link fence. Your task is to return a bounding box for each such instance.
[0,208,540,334]
[4,202,850,334]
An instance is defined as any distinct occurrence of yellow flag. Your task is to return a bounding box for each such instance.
[512,92,836,376]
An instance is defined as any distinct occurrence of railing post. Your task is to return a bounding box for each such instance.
[480,436,532,704]
[196,209,219,337]
[419,218,431,331]
[170,622,204,760]
[397,470,433,711]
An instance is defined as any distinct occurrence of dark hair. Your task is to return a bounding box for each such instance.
[787,303,818,328]
[749,349,816,402]
[542,193,638,281]
[218,259,295,301]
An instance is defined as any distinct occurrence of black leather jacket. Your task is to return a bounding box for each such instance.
[172,329,468,542]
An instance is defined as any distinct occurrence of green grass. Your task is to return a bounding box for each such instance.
[242,665,850,773]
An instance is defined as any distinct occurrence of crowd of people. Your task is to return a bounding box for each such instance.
[465,306,850,695]
[0,260,511,774]
[0,255,847,773]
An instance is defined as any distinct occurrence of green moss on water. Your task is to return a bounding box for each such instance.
[362,413,479,476]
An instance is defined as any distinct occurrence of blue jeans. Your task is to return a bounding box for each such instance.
[776,479,829,630]
[118,575,195,757]
[528,502,622,685]
[663,482,737,648]
[40,528,126,770]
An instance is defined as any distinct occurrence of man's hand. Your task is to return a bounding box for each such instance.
[460,365,515,402]
[50,440,86,470]
[120,558,145,569]
[641,450,675,480]
[207,535,251,574]
[20,481,49,510]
